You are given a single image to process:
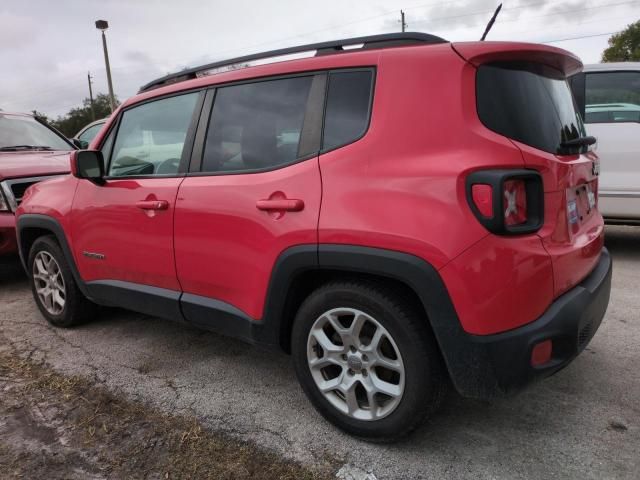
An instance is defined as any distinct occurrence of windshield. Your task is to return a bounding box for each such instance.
[78,122,105,143]
[0,114,71,150]
[477,62,587,155]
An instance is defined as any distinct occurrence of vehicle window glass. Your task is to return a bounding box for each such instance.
[100,125,116,170]
[322,71,373,151]
[201,76,313,173]
[0,114,70,151]
[108,93,198,177]
[78,123,104,143]
[477,62,586,155]
[585,72,640,123]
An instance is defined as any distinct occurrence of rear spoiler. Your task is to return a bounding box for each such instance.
[452,42,583,77]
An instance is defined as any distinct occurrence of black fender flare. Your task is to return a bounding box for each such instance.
[262,244,500,398]
[16,214,93,300]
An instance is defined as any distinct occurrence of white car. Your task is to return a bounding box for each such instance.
[570,62,640,223]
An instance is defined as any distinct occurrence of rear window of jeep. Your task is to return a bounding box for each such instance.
[476,62,586,155]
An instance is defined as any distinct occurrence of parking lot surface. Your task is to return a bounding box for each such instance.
[1,226,638,479]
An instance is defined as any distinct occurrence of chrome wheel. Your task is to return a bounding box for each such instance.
[307,307,405,421]
[32,251,66,315]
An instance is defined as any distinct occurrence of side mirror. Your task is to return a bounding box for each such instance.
[71,150,105,185]
[70,138,89,149]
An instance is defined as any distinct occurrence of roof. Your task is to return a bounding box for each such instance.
[582,62,640,72]
[586,103,640,112]
[0,111,34,118]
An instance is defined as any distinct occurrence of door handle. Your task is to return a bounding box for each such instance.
[256,198,304,212]
[136,200,169,211]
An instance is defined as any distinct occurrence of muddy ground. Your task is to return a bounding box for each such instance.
[0,348,334,479]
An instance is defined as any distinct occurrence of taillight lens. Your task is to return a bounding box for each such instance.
[466,170,543,235]
[503,179,527,226]
[471,184,493,218]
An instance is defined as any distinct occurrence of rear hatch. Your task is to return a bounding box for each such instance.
[455,42,604,297]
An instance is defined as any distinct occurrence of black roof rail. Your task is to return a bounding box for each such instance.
[139,32,447,93]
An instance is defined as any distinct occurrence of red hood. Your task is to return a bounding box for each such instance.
[0,150,71,181]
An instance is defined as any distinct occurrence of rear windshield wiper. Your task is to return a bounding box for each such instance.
[0,145,54,151]
[560,136,597,149]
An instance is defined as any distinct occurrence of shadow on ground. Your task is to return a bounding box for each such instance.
[605,225,640,261]
[0,257,27,288]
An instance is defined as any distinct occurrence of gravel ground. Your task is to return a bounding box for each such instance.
[1,225,638,479]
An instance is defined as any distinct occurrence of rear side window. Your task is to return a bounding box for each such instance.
[584,71,640,123]
[201,76,313,173]
[322,70,373,151]
[477,62,586,155]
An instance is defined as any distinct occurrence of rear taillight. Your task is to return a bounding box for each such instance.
[503,179,527,226]
[471,184,493,218]
[466,170,543,235]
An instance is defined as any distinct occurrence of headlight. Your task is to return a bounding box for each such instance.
[0,190,8,212]
[0,182,14,212]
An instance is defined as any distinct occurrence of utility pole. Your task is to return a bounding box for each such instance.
[399,10,407,32]
[87,72,95,121]
[95,20,116,113]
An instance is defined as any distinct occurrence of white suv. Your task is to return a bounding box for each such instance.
[570,62,640,223]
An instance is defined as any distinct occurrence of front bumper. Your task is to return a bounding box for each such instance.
[0,213,17,256]
[446,248,612,399]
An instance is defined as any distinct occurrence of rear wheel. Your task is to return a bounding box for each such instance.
[291,281,447,441]
[28,236,95,328]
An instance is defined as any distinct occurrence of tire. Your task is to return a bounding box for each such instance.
[291,280,447,441]
[28,235,96,328]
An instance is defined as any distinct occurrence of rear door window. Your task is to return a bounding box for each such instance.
[201,76,314,173]
[322,70,373,151]
[477,62,586,155]
[584,71,640,124]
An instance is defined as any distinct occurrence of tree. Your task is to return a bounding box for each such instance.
[49,93,119,137]
[31,110,49,124]
[602,20,640,62]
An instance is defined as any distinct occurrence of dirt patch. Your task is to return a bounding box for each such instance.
[0,351,335,479]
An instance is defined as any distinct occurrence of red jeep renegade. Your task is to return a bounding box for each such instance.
[16,33,612,440]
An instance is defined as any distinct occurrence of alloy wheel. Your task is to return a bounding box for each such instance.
[32,251,66,315]
[306,307,405,421]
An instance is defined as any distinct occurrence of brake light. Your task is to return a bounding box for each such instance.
[504,179,527,226]
[466,170,543,235]
[471,184,493,218]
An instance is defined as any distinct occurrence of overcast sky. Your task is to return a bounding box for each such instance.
[1,0,638,119]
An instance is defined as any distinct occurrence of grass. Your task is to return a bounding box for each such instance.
[0,350,335,479]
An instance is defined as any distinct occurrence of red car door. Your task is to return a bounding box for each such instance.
[174,75,324,326]
[72,92,201,294]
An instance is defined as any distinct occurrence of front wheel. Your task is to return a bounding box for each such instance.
[28,235,96,328]
[291,281,447,441]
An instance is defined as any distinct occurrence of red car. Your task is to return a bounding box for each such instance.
[15,33,611,440]
[0,112,73,256]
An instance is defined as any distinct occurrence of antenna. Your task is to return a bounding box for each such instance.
[480,3,502,41]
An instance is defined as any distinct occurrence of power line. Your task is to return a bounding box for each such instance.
[542,31,621,43]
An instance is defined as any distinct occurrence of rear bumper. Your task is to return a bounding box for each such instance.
[0,213,17,256]
[448,248,612,399]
